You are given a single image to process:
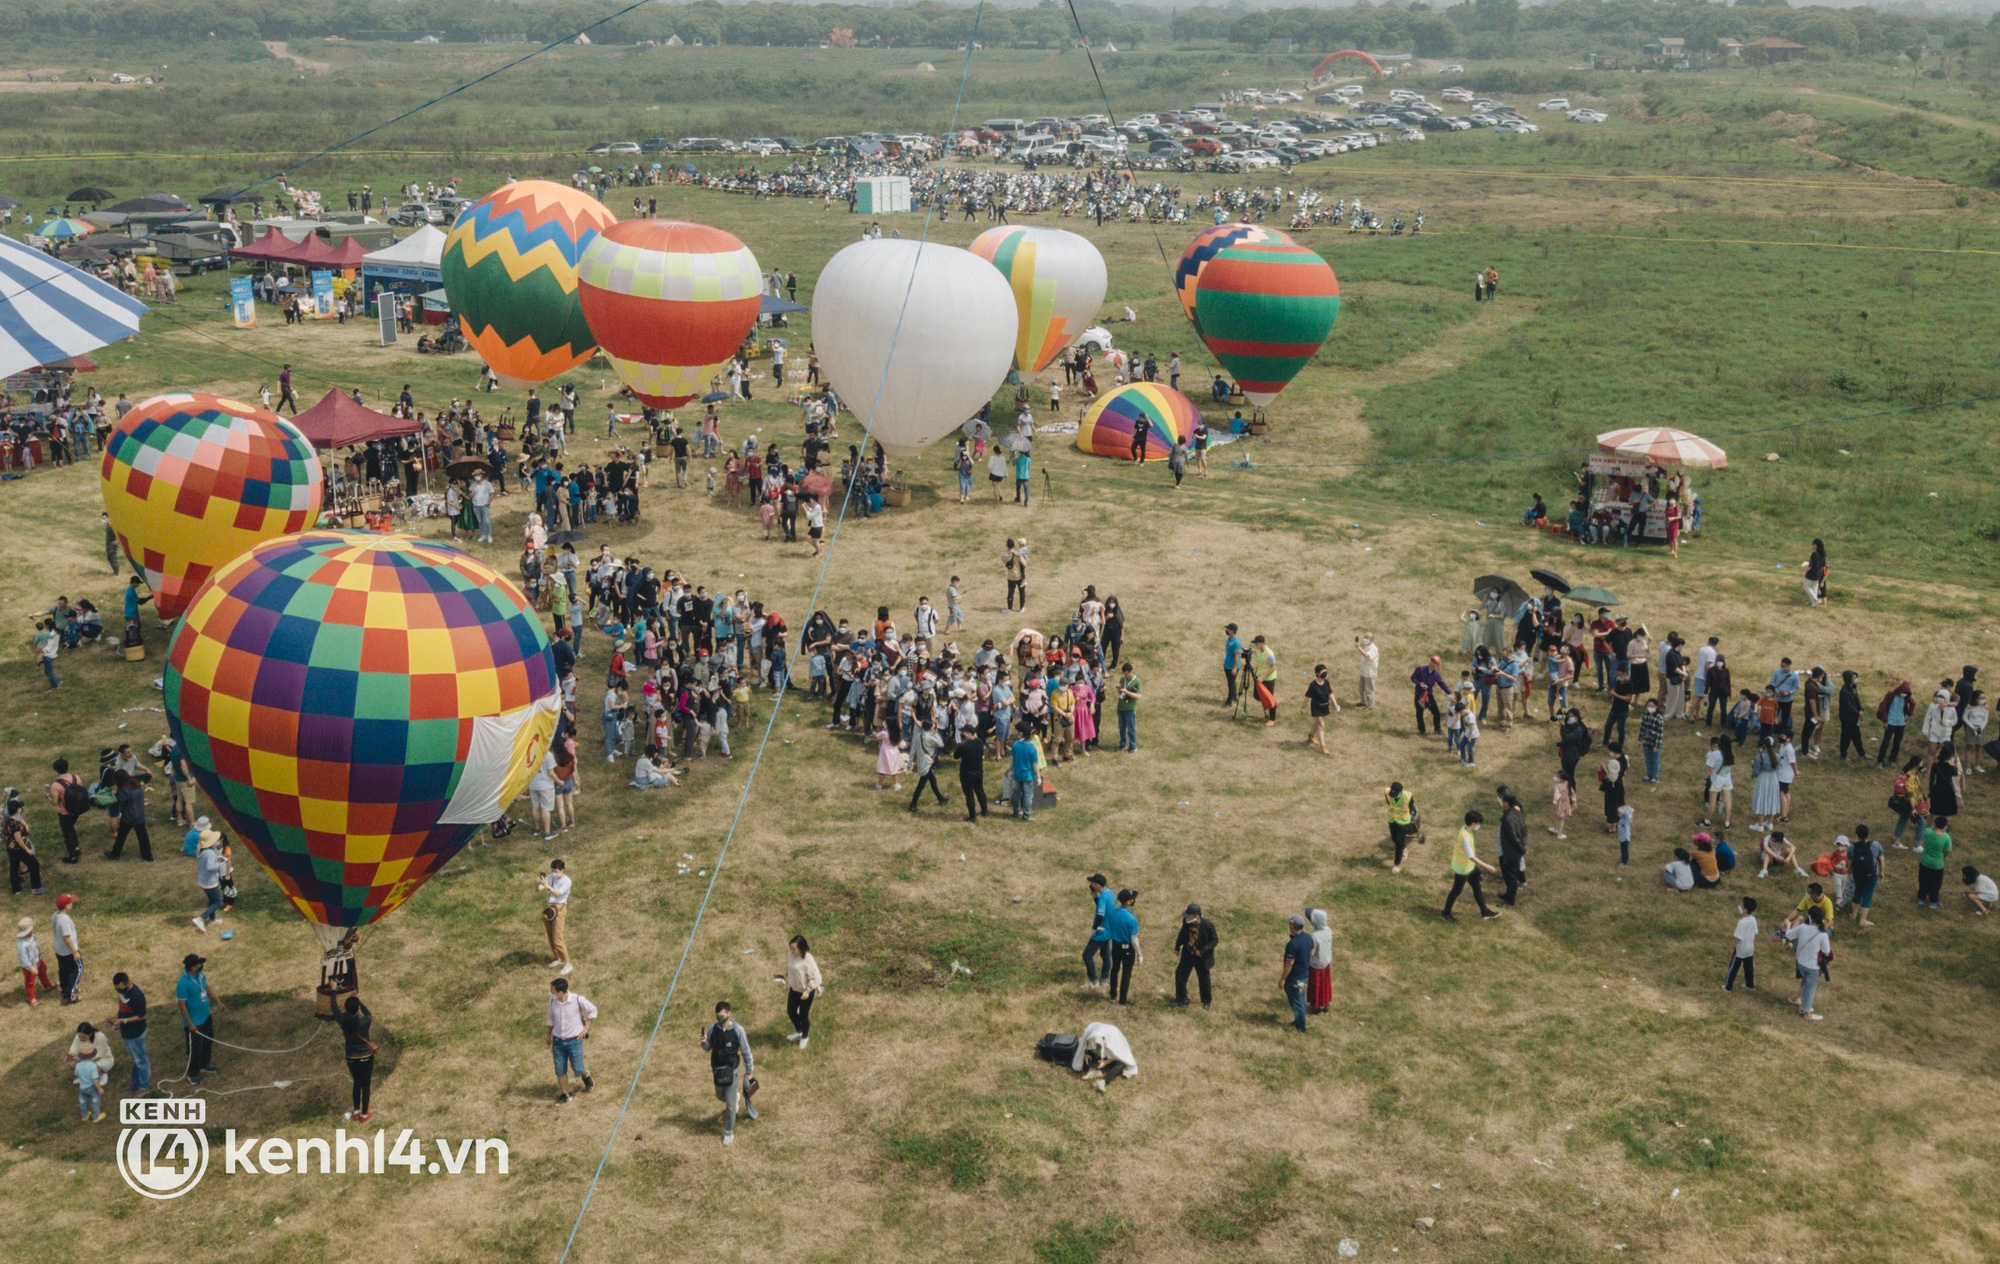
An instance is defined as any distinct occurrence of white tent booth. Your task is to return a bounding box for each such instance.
[358,224,447,320]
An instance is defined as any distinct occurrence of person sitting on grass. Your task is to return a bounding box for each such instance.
[1070,1021,1136,1093]
[1691,835,1724,889]
[630,745,680,789]
[1757,830,1802,879]
[1664,847,1695,893]
[1964,865,1998,915]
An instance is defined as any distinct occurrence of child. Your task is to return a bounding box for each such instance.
[1444,697,1464,756]
[874,725,903,791]
[1616,802,1634,865]
[758,495,776,539]
[1965,692,1988,773]
[706,467,718,497]
[74,1052,103,1122]
[1965,865,1998,915]
[1726,896,1758,991]
[1459,706,1480,767]
[16,916,51,1006]
[945,578,964,632]
[1757,829,1799,878]
[1550,771,1574,840]
[1829,837,1853,909]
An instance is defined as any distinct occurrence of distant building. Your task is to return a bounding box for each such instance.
[1642,37,1685,62]
[1717,39,1744,58]
[1744,37,1807,63]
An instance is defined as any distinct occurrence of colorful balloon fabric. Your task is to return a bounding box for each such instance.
[1173,224,1278,332]
[576,219,763,408]
[164,532,560,941]
[440,179,617,385]
[970,226,1107,374]
[1076,383,1201,459]
[99,392,324,621]
[1188,229,1339,407]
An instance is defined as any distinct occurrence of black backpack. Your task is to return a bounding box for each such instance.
[59,778,90,818]
[1035,1032,1079,1063]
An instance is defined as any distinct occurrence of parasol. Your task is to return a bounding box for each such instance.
[1563,585,1620,607]
[1595,426,1727,469]
[1472,574,1530,610]
[445,457,494,481]
[66,186,114,203]
[36,218,94,240]
[0,235,148,379]
[548,530,589,546]
[1528,567,1570,594]
[701,391,731,403]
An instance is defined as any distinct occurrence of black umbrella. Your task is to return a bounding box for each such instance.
[66,186,114,203]
[106,195,184,214]
[196,187,252,205]
[1472,574,1530,610]
[445,457,493,481]
[1529,567,1571,594]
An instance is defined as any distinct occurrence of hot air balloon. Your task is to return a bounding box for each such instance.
[99,392,324,621]
[1076,383,1202,459]
[1173,224,1279,332]
[440,180,617,387]
[970,225,1106,375]
[164,532,559,992]
[576,219,763,408]
[1188,230,1339,408]
[811,240,1017,453]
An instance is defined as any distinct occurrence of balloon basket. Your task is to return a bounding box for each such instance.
[314,948,359,1022]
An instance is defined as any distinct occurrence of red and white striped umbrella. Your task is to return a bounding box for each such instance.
[1594,426,1728,469]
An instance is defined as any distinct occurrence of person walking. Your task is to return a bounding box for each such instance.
[1082,873,1114,988]
[954,728,989,822]
[1305,663,1335,752]
[105,771,152,861]
[110,971,150,1093]
[539,859,574,975]
[1917,815,1952,909]
[175,952,222,1084]
[1105,888,1141,1006]
[1169,904,1217,1009]
[1442,811,1501,921]
[1847,825,1881,927]
[700,1001,757,1145]
[1249,635,1278,725]
[1008,727,1038,819]
[1836,671,1867,761]
[906,720,946,812]
[1004,539,1027,612]
[48,758,86,864]
[51,893,82,1004]
[4,799,42,896]
[1281,914,1313,1033]
[783,936,822,1049]
[339,996,378,1122]
[1495,787,1527,906]
[1385,781,1420,873]
[1305,908,1334,1014]
[1411,656,1446,736]
[1725,897,1758,992]
[1115,663,1142,752]
[546,977,596,1103]
[276,364,299,414]
[34,619,60,689]
[190,826,224,932]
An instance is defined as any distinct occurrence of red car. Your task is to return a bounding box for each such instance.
[1188,121,1218,135]
[973,127,1007,143]
[1184,137,1222,156]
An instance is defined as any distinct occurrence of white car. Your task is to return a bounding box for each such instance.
[1566,109,1608,123]
[1398,128,1426,142]
[1441,88,1473,103]
[1237,150,1280,169]
[1496,121,1541,134]
[1073,326,1115,355]
[1536,98,1571,111]
[1443,64,1465,73]
[109,73,136,84]
[741,138,783,154]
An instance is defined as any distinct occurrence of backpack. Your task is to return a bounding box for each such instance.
[58,777,90,818]
[1811,853,1836,877]
[1035,1032,1080,1064]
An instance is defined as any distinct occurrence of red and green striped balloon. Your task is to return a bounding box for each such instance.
[1187,230,1339,408]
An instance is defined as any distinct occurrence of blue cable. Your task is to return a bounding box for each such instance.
[552,8,987,1260]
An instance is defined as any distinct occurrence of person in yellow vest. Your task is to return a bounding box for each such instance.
[1442,810,1502,921]
[1250,635,1279,725]
[1385,782,1422,873]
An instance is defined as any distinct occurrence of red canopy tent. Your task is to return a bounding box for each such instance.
[231,227,313,263]
[296,235,367,269]
[288,389,421,449]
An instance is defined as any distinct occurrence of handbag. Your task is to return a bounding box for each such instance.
[219,876,239,903]
[742,1075,759,1100]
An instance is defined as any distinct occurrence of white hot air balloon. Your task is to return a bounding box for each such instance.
[811,240,1018,453]
[970,225,1108,374]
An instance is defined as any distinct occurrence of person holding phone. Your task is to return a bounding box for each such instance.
[701,1001,757,1145]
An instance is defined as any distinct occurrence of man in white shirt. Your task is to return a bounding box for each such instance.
[469,471,494,543]
[537,859,573,975]
[545,977,595,1102]
[1780,909,1829,1019]
[911,596,939,656]
[1356,633,1379,709]
[1725,897,1758,991]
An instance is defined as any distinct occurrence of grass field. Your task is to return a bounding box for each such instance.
[3,38,2000,1264]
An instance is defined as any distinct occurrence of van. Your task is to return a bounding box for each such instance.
[1189,103,1225,117]
[984,118,1024,133]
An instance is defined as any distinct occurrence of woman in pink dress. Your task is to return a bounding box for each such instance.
[874,726,903,791]
[1071,679,1098,755]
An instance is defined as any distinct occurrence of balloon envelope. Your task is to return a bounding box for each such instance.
[1173,224,1279,334]
[441,180,617,386]
[1190,230,1339,407]
[970,226,1106,374]
[811,240,1017,453]
[164,532,560,941]
[100,392,324,620]
[576,219,763,408]
[1077,383,1201,459]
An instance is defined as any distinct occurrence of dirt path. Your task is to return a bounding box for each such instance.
[263,40,331,74]
[1794,86,2000,139]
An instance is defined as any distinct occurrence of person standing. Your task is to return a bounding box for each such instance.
[1847,825,1881,927]
[175,952,222,1084]
[700,1001,757,1145]
[1836,671,1866,761]
[34,619,60,689]
[51,893,82,1004]
[276,364,299,415]
[1639,699,1666,785]
[1009,728,1038,820]
[1116,663,1142,752]
[906,720,946,813]
[1495,787,1527,906]
[1004,539,1027,612]
[1222,623,1243,706]
[109,971,150,1093]
[1305,908,1334,1015]
[102,511,121,575]
[1083,873,1114,988]
[106,771,152,861]
[1281,914,1313,1033]
[955,729,989,822]
[1169,904,1216,1009]
[470,470,494,544]
[1917,816,1952,909]
[191,826,224,931]
[1725,897,1758,992]
[48,758,86,865]
[546,977,596,1103]
[1105,888,1141,1006]
[1305,664,1334,753]
[1442,811,1501,921]
[1249,635,1278,725]
[1356,633,1378,709]
[783,936,821,1049]
[1411,656,1446,736]
[339,996,378,1122]
[3,799,41,897]
[539,859,574,974]
[17,917,52,1006]
[1780,909,1830,1020]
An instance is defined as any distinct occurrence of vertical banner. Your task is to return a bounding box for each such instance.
[229,276,256,328]
[378,290,398,346]
[311,271,334,319]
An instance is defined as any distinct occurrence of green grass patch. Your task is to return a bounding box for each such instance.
[884,1123,996,1189]
[1033,1215,1131,1264]
[1182,1153,1301,1243]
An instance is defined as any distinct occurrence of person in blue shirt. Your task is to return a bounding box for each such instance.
[1769,657,1800,737]
[122,576,151,624]
[175,953,223,1085]
[1281,914,1314,1033]
[1010,732,1039,819]
[1083,874,1113,988]
[1222,623,1244,707]
[1012,448,1032,505]
[1105,888,1141,1005]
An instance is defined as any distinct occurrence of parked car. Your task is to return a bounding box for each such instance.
[1398,128,1426,143]
[1496,120,1541,133]
[1537,98,1571,111]
[388,201,438,227]
[741,138,783,155]
[1184,137,1223,156]
[1073,325,1115,355]
[1566,109,1609,123]
[1443,64,1465,73]
[584,142,615,155]
[1441,88,1474,103]
[639,138,672,152]
[807,136,848,151]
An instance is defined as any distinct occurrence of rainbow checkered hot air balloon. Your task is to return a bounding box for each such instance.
[576,219,763,409]
[165,532,559,949]
[1188,229,1339,408]
[1173,224,1279,334]
[441,180,617,386]
[970,226,1106,374]
[99,392,324,620]
[1076,383,1202,459]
